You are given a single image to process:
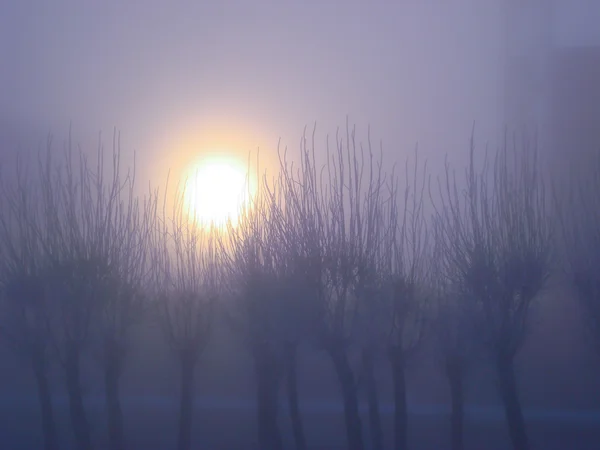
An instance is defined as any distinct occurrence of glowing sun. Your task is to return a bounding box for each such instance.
[184,157,251,227]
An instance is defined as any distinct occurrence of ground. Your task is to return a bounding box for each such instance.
[1,399,599,449]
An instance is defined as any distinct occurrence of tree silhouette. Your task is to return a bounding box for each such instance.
[430,218,480,450]
[380,153,430,450]
[344,142,393,450]
[271,124,394,450]
[263,158,327,450]
[298,128,364,450]
[82,139,156,450]
[434,136,553,450]
[32,139,112,450]
[32,135,151,450]
[267,133,375,450]
[150,182,220,450]
[0,148,59,450]
[222,181,292,450]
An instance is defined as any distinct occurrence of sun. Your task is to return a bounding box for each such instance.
[183,157,252,227]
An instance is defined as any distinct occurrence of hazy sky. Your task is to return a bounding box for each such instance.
[1,0,599,184]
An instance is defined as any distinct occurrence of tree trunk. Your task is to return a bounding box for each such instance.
[255,343,283,450]
[362,348,383,450]
[285,342,306,450]
[445,356,464,450]
[389,346,408,450]
[32,352,59,450]
[496,356,529,450]
[329,345,364,450]
[104,345,125,450]
[65,344,92,450]
[176,353,196,450]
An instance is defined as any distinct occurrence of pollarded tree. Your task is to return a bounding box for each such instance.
[274,123,391,450]
[434,136,553,450]
[0,149,59,450]
[430,217,480,450]
[150,183,220,450]
[555,148,600,358]
[343,138,393,450]
[32,138,118,450]
[261,157,330,450]
[221,182,297,450]
[81,139,157,450]
[268,130,384,450]
[36,135,151,450]
[379,153,430,450]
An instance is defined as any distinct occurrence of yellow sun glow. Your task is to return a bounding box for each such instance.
[183,157,252,228]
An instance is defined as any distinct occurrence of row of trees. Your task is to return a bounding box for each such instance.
[0,127,598,450]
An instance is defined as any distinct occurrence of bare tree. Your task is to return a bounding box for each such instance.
[298,127,364,450]
[82,137,157,450]
[379,153,430,450]
[346,141,393,450]
[0,148,59,450]
[272,124,393,450]
[554,148,600,357]
[434,135,553,450]
[430,217,480,450]
[221,185,289,450]
[350,226,387,450]
[266,135,369,450]
[31,138,109,450]
[31,134,150,450]
[264,170,324,450]
[150,182,220,450]
[221,140,340,450]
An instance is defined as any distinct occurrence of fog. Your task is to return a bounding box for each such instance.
[4,1,598,175]
[1,1,600,449]
[2,1,509,175]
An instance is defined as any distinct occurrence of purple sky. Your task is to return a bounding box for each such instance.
[1,0,599,184]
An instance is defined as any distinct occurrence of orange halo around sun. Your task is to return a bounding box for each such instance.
[158,119,273,229]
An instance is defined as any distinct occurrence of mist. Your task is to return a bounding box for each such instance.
[1,1,600,450]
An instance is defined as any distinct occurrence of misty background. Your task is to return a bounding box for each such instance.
[2,1,599,163]
[1,1,600,449]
